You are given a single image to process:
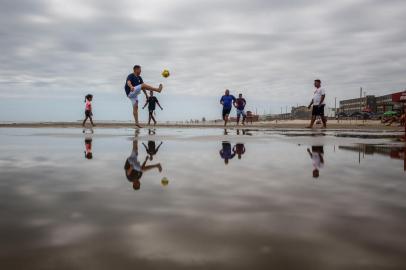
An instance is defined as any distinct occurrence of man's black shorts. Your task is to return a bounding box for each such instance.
[312,105,325,116]
[222,107,232,118]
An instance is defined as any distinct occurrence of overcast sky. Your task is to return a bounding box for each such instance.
[0,0,405,122]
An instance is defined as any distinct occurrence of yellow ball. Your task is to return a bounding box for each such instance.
[161,69,170,78]
[161,177,169,186]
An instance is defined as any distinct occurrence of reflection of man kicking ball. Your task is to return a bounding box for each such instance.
[124,65,163,128]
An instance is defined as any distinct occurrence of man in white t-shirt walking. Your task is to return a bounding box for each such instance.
[306,79,327,128]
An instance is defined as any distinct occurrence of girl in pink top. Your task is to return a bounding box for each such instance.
[82,94,95,131]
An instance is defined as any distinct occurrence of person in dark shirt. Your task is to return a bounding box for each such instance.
[142,91,163,125]
[219,141,235,165]
[234,93,247,125]
[124,65,164,128]
[220,89,236,127]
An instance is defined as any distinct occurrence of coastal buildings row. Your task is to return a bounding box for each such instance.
[339,91,405,115]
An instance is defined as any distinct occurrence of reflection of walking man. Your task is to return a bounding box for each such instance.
[220,142,235,165]
[307,79,327,128]
[307,146,324,178]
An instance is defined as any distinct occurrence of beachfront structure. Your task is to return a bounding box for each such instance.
[291,106,312,119]
[339,91,405,114]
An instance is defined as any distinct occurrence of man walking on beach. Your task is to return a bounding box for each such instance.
[125,65,163,128]
[220,89,236,127]
[234,93,247,125]
[307,79,327,128]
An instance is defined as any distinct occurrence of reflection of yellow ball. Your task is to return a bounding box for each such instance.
[161,177,169,186]
[161,69,170,78]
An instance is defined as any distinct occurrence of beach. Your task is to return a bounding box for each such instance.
[1,119,404,131]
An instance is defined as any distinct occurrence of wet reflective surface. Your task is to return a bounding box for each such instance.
[0,128,405,270]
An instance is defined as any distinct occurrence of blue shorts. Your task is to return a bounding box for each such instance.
[237,109,246,117]
[127,85,142,106]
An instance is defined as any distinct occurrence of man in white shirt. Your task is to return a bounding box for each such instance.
[307,79,327,128]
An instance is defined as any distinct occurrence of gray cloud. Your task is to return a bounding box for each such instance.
[0,0,405,120]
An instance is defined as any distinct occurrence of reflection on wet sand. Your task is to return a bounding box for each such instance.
[124,132,163,190]
[307,146,324,178]
[339,144,406,171]
[84,135,93,159]
[220,141,246,164]
[143,140,163,161]
[220,142,235,165]
[233,143,246,160]
[224,129,253,136]
[236,129,252,136]
[1,128,406,269]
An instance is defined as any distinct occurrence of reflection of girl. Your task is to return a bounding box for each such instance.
[124,140,162,190]
[84,138,93,159]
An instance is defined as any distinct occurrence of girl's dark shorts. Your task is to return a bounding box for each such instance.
[85,110,93,117]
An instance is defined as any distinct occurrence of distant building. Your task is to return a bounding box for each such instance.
[291,106,311,119]
[339,91,405,114]
[339,95,376,115]
[375,93,394,113]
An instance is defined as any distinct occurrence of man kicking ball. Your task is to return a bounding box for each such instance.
[125,65,163,128]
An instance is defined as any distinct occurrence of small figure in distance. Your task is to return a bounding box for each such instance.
[82,94,95,133]
[142,91,163,126]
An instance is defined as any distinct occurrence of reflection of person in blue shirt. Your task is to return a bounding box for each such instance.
[220,89,236,127]
[220,141,235,165]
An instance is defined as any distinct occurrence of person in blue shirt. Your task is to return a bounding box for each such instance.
[220,89,236,127]
[124,65,164,128]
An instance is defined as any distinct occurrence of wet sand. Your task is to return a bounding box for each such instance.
[0,128,405,270]
[0,119,404,131]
